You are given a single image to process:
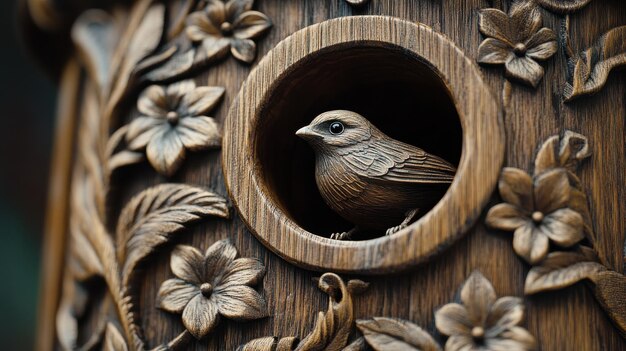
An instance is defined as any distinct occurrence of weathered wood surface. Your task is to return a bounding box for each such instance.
[27,0,626,350]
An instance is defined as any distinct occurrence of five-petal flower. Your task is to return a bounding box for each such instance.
[126,80,224,176]
[186,0,272,63]
[435,271,536,351]
[477,1,557,87]
[157,240,268,339]
[486,167,584,264]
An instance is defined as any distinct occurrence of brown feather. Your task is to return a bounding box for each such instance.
[297,110,456,231]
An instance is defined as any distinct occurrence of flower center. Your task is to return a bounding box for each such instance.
[513,43,527,56]
[532,211,544,223]
[221,22,233,35]
[166,111,180,125]
[200,283,213,297]
[471,326,485,339]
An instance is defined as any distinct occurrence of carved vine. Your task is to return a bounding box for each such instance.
[239,272,535,351]
[238,273,369,351]
[57,0,273,350]
[486,131,626,336]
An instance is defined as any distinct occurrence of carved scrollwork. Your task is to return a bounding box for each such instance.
[239,273,369,351]
[486,131,626,336]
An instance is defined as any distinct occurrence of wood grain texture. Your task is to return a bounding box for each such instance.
[26,0,626,350]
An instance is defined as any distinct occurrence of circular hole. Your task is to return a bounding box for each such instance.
[255,43,462,239]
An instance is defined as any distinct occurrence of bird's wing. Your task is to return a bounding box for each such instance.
[339,138,456,184]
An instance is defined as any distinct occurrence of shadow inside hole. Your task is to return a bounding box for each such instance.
[255,43,463,240]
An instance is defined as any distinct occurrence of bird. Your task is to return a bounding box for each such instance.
[295,110,456,240]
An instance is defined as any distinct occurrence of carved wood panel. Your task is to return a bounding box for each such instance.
[23,0,626,350]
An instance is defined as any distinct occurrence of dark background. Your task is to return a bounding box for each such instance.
[0,0,56,349]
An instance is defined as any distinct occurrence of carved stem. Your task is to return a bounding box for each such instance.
[502,79,512,111]
[562,15,574,58]
[166,330,194,350]
[168,0,195,40]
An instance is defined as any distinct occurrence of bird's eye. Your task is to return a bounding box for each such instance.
[329,121,344,135]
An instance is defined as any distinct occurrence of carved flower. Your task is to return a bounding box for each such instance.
[435,271,536,351]
[126,80,224,176]
[157,240,268,339]
[477,1,557,87]
[486,168,584,264]
[186,0,272,63]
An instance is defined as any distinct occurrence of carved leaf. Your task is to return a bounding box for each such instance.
[107,2,165,112]
[116,184,229,285]
[118,2,165,78]
[72,10,117,96]
[134,45,178,74]
[106,126,144,173]
[535,0,594,14]
[564,25,626,101]
[69,217,104,281]
[591,270,626,335]
[343,337,367,351]
[56,279,88,351]
[295,274,368,351]
[103,323,129,351]
[238,336,299,351]
[357,317,441,351]
[144,46,196,82]
[525,250,607,294]
[145,39,230,83]
[108,150,144,173]
[239,337,279,351]
[534,131,591,176]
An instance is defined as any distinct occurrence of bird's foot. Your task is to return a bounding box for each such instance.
[385,224,405,236]
[330,232,352,240]
[330,227,359,240]
[385,208,420,236]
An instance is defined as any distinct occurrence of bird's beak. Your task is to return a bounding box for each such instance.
[295,126,323,141]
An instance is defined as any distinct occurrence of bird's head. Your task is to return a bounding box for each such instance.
[295,110,373,152]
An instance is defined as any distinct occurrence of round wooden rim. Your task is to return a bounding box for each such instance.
[223,16,503,274]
